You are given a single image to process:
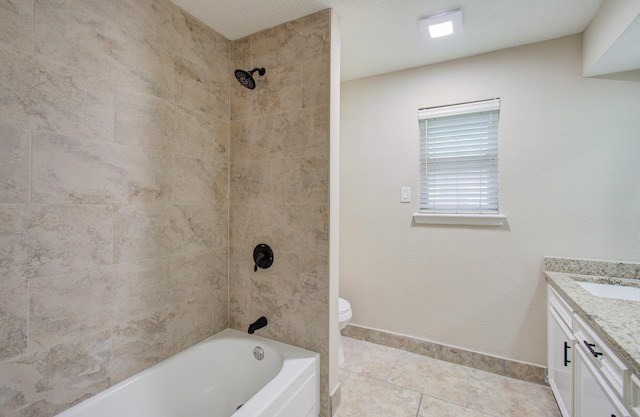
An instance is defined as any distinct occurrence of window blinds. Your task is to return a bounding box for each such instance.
[418,99,500,214]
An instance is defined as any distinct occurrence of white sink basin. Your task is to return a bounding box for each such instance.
[577,281,640,302]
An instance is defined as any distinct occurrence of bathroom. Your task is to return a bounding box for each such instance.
[0,1,639,417]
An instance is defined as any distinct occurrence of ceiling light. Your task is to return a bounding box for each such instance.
[419,9,463,39]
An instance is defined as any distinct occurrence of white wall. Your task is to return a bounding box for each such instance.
[339,34,640,366]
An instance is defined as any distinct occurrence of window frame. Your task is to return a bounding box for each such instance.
[413,98,506,227]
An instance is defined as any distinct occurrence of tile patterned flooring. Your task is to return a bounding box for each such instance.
[335,337,562,417]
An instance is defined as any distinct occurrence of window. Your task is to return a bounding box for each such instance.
[415,98,505,226]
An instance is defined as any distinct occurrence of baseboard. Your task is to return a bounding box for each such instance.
[342,324,547,385]
[329,383,341,416]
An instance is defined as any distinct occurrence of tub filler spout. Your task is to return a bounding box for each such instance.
[248,316,268,334]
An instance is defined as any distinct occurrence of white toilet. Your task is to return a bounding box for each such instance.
[338,297,352,366]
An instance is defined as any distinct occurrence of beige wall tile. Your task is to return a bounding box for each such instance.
[32,132,172,204]
[249,23,299,71]
[0,124,30,204]
[29,268,117,351]
[110,0,183,50]
[34,0,117,81]
[36,0,175,99]
[289,204,329,253]
[0,0,33,53]
[0,330,112,417]
[250,251,300,299]
[211,204,229,250]
[295,106,330,158]
[299,156,329,205]
[0,280,28,361]
[228,246,251,330]
[293,11,331,62]
[175,55,229,119]
[230,77,252,121]
[173,106,218,160]
[248,113,298,161]
[112,259,172,324]
[171,298,216,351]
[113,204,217,263]
[0,0,234,414]
[253,63,302,117]
[116,90,228,162]
[228,204,251,248]
[231,36,251,72]
[171,156,227,205]
[229,120,250,162]
[245,205,298,252]
[212,117,230,162]
[298,253,330,305]
[112,306,186,383]
[0,204,113,282]
[0,46,115,141]
[302,55,331,108]
[115,90,179,154]
[113,38,175,99]
[230,159,272,205]
[211,289,229,335]
[171,250,227,305]
[180,13,231,75]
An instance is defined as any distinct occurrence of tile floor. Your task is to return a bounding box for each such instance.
[335,337,562,417]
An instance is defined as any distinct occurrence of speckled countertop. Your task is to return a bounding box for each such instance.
[544,257,640,376]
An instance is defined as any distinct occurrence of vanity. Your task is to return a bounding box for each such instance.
[544,257,640,417]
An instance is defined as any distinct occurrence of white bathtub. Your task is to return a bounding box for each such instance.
[55,328,320,417]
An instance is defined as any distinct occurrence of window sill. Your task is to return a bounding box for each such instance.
[413,213,507,227]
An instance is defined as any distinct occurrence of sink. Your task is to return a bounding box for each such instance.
[577,281,640,302]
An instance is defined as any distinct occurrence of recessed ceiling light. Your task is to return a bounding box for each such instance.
[419,9,463,39]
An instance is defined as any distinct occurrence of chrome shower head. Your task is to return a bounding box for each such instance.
[234,67,266,89]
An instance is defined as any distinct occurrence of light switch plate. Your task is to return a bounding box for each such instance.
[400,187,411,203]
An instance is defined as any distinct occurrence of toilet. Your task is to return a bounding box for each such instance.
[338,297,352,366]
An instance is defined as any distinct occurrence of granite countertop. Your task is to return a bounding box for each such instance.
[545,270,640,376]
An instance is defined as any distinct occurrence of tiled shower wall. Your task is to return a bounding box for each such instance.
[0,0,230,415]
[229,10,332,417]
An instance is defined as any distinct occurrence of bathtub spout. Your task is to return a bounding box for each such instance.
[248,316,268,334]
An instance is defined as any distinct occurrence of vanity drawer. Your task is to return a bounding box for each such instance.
[548,285,573,327]
[573,314,630,398]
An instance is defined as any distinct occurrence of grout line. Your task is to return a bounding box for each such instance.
[465,367,471,408]
[384,349,404,382]
[31,0,35,55]
[26,277,30,356]
[29,130,33,204]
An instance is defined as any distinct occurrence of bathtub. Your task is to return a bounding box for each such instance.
[55,328,320,417]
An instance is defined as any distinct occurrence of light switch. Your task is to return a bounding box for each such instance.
[400,187,411,203]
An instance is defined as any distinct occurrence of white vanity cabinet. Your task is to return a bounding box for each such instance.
[548,286,575,417]
[547,284,636,417]
[575,344,629,417]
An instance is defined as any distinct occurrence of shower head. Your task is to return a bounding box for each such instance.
[234,67,266,89]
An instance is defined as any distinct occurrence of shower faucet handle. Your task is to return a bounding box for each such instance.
[253,244,273,272]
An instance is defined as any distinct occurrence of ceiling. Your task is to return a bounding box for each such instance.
[169,0,604,81]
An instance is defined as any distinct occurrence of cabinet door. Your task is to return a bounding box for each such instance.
[574,345,630,417]
[548,307,574,417]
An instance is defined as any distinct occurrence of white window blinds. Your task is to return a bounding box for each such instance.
[419,98,500,214]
